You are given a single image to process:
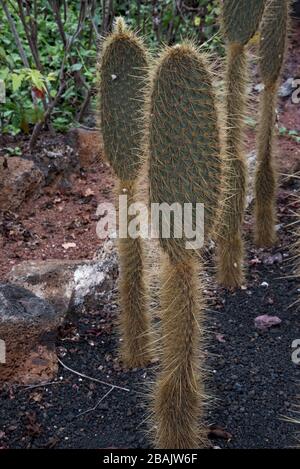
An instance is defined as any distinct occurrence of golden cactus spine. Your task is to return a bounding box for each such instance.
[99,18,152,367]
[147,43,224,448]
[254,0,290,247]
[217,0,267,289]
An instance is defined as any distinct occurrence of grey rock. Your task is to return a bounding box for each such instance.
[246,150,257,208]
[0,283,63,384]
[0,157,43,211]
[278,78,294,98]
[9,240,118,316]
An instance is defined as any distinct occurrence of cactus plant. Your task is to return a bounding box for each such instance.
[146,43,224,448]
[254,0,290,247]
[217,0,267,288]
[99,18,152,368]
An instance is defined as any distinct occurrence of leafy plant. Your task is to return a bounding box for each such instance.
[0,0,222,144]
[3,146,22,156]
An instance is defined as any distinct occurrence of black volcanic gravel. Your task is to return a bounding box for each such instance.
[0,228,299,449]
[207,259,299,449]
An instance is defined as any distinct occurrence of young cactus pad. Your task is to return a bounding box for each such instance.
[217,0,266,288]
[99,18,152,368]
[147,43,223,449]
[254,0,289,247]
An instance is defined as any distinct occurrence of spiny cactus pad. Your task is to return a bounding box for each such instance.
[259,0,289,86]
[148,44,223,259]
[222,0,267,45]
[100,18,148,181]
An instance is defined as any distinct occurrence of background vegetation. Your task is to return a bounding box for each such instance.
[0,0,220,148]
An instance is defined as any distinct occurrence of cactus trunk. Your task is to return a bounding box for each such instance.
[117,181,152,368]
[153,256,206,449]
[254,84,278,246]
[217,44,247,288]
[254,0,289,247]
[217,0,267,288]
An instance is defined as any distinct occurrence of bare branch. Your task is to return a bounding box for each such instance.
[77,88,93,123]
[75,388,114,417]
[29,80,66,150]
[57,357,130,392]
[0,0,29,67]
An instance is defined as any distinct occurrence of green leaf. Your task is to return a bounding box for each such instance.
[0,67,9,80]
[4,146,22,156]
[3,110,13,117]
[0,46,7,60]
[70,63,83,72]
[11,73,23,93]
[26,69,46,90]
[279,127,287,135]
[47,72,57,82]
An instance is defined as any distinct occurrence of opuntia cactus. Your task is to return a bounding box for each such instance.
[99,18,152,368]
[254,0,290,247]
[217,0,267,288]
[147,43,224,449]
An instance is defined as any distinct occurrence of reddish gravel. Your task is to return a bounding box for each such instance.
[0,135,115,280]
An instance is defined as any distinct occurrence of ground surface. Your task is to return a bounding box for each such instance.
[0,133,114,280]
[0,21,299,450]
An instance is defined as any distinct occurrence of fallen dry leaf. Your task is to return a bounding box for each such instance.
[215,333,226,343]
[84,188,95,197]
[29,391,43,403]
[62,242,76,250]
[208,425,233,441]
[25,412,43,437]
[249,257,262,266]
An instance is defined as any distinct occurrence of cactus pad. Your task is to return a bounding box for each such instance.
[100,18,148,181]
[148,44,223,259]
[222,0,267,45]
